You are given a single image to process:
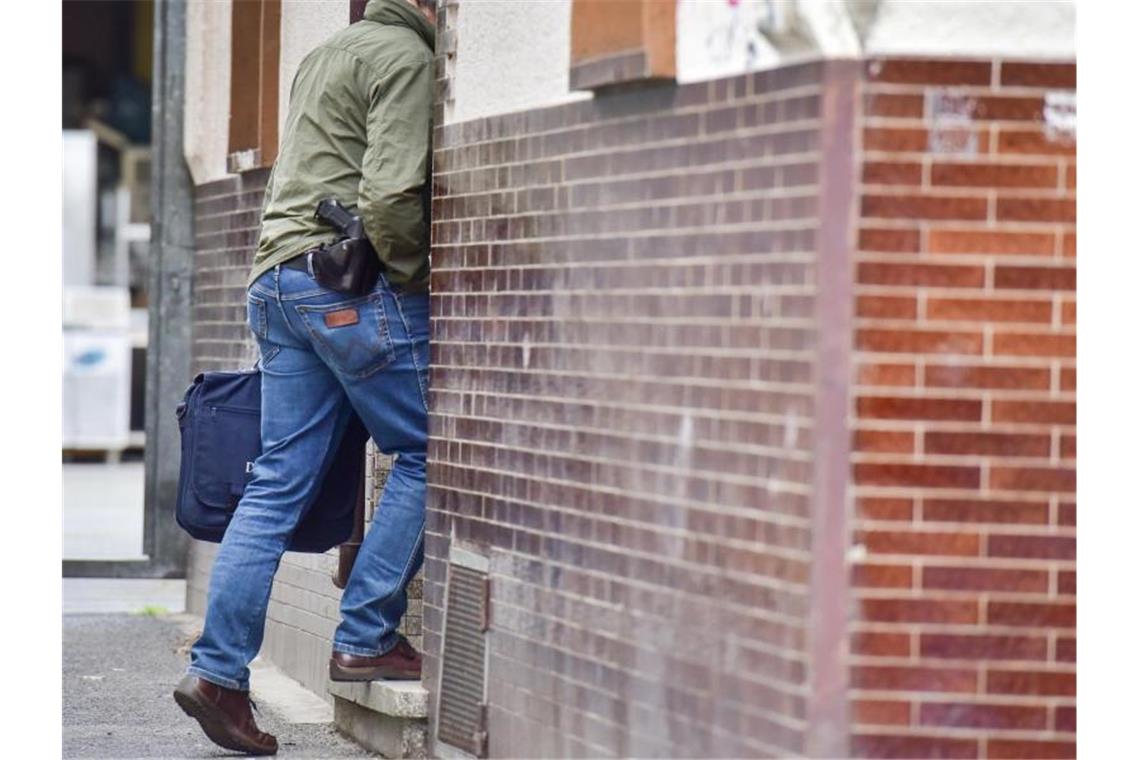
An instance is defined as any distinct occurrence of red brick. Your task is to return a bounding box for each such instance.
[1054,704,1076,733]
[863,161,923,186]
[925,431,1050,457]
[1060,299,1076,325]
[1057,501,1076,527]
[992,399,1075,425]
[925,364,1051,390]
[856,295,917,320]
[923,498,1049,525]
[1056,636,1075,662]
[859,261,985,288]
[926,228,1056,256]
[858,496,914,521]
[857,396,981,421]
[863,194,988,221]
[854,428,914,453]
[859,226,920,253]
[927,297,1052,324]
[852,563,914,589]
[971,94,1047,121]
[858,362,916,387]
[862,598,978,625]
[858,529,980,557]
[857,328,983,355]
[851,630,912,656]
[993,331,1075,357]
[988,600,1075,628]
[1057,569,1076,595]
[1062,231,1076,257]
[987,669,1075,697]
[989,739,1075,760]
[864,127,927,152]
[869,58,992,86]
[852,698,911,726]
[863,91,924,118]
[852,734,978,759]
[920,701,1047,730]
[1000,61,1076,89]
[1059,366,1076,391]
[1060,433,1076,459]
[931,162,1057,189]
[920,633,1048,661]
[857,458,980,487]
[997,127,1075,156]
[990,466,1075,493]
[987,534,1075,560]
[852,664,977,693]
[923,565,1048,593]
[1064,162,1076,190]
[996,197,1076,223]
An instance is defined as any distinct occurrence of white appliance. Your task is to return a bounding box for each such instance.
[63,330,132,450]
[63,286,133,450]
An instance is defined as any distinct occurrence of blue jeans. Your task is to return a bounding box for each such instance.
[187,263,429,691]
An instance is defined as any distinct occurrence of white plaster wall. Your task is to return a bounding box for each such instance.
[677,0,811,84]
[676,0,1074,84]
[279,0,350,136]
[183,0,348,184]
[450,0,589,125]
[863,0,1075,59]
[183,0,232,185]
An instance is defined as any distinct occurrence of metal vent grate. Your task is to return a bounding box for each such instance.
[437,561,489,757]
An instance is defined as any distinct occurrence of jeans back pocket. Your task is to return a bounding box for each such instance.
[247,292,281,366]
[295,293,396,380]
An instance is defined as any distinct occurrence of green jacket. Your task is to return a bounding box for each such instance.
[250,0,435,290]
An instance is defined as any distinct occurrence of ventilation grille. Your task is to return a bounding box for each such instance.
[437,562,488,757]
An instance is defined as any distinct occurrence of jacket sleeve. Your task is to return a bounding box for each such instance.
[358,59,434,286]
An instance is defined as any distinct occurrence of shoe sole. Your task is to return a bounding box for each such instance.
[173,685,277,756]
[328,659,420,682]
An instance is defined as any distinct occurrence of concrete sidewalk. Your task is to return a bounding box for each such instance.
[63,613,373,758]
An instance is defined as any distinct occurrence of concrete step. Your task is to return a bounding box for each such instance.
[328,679,429,758]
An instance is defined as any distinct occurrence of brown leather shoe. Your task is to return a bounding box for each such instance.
[173,675,278,756]
[329,635,422,681]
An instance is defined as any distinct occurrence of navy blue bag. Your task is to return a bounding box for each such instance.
[175,368,368,553]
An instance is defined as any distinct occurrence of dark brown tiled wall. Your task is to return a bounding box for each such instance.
[426,21,848,752]
[190,169,269,373]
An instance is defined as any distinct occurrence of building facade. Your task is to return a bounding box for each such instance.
[181,1,1075,757]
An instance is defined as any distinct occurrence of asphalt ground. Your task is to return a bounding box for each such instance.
[63,613,372,759]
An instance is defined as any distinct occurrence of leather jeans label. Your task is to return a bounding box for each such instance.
[324,308,360,329]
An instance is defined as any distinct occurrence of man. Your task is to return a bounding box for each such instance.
[172,0,437,754]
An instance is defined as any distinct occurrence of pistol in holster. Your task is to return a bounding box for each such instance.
[311,198,382,297]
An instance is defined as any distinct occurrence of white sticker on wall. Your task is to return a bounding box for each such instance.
[1044,90,1077,142]
[927,90,979,156]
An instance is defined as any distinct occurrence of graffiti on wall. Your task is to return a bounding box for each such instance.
[677,0,784,83]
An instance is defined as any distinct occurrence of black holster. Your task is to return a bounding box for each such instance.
[310,238,382,297]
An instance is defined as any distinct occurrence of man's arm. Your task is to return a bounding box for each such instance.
[358,59,433,286]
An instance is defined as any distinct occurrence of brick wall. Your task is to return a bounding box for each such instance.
[849,59,1076,759]
[425,42,856,754]
[186,170,422,699]
[424,37,1076,759]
